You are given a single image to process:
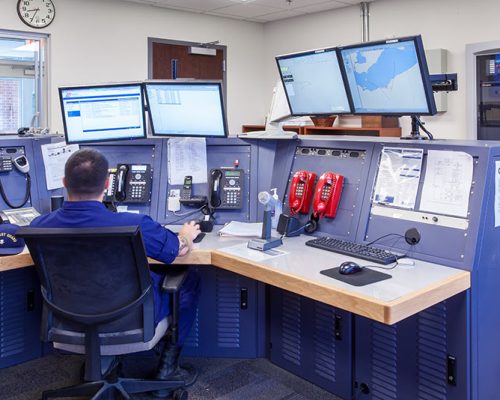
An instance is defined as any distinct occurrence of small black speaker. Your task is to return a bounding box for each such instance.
[277,214,303,237]
[50,195,64,211]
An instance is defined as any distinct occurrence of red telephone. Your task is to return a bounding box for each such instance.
[311,172,344,219]
[289,170,317,215]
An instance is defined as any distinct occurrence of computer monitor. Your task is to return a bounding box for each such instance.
[339,35,437,115]
[275,47,352,116]
[144,81,228,138]
[59,83,147,144]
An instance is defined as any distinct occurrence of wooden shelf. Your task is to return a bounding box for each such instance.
[241,125,303,134]
[302,126,401,137]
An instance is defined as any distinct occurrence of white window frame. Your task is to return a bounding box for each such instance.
[0,29,50,133]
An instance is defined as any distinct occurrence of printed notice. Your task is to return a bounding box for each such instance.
[495,160,500,227]
[420,150,473,218]
[167,138,208,185]
[41,141,79,190]
[373,147,424,209]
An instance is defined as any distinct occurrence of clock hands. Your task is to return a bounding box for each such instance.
[30,8,40,23]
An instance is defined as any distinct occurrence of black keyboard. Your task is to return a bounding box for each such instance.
[305,237,398,265]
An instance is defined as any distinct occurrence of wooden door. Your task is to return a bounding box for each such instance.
[151,41,224,81]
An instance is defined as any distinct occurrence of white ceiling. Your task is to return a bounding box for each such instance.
[122,0,369,23]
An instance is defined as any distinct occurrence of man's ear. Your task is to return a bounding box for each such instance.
[62,176,68,188]
[104,176,110,190]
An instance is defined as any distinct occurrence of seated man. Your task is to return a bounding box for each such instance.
[31,148,201,391]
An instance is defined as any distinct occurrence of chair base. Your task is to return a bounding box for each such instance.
[41,376,188,400]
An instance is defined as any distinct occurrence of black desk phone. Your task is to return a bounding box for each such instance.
[104,164,152,203]
[209,168,244,209]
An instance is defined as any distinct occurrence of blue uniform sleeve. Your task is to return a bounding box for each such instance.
[140,215,179,264]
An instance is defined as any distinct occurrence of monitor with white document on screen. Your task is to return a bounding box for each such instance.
[59,83,147,144]
[144,81,228,138]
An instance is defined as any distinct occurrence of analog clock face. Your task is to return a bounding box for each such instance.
[17,0,55,29]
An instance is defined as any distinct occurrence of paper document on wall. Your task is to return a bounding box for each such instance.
[495,160,500,227]
[41,141,79,190]
[420,150,473,218]
[372,147,424,209]
[167,138,208,185]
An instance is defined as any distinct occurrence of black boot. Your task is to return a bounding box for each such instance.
[152,342,181,398]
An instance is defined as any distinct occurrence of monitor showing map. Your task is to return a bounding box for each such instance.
[276,47,352,115]
[339,36,437,115]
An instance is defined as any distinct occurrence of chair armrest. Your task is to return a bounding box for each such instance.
[161,267,188,293]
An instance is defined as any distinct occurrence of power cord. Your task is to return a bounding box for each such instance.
[0,173,31,209]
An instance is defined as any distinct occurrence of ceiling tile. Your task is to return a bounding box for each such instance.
[157,0,233,12]
[253,8,306,21]
[292,0,349,13]
[207,3,283,18]
[252,0,335,11]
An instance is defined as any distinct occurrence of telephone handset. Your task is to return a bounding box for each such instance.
[311,171,344,219]
[103,164,152,204]
[289,170,317,215]
[209,168,244,209]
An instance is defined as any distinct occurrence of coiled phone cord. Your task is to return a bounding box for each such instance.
[0,173,31,209]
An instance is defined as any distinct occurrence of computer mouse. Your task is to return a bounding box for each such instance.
[193,232,206,243]
[339,261,363,275]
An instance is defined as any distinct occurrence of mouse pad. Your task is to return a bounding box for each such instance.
[320,267,392,286]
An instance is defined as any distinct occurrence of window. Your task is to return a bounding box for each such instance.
[0,30,49,134]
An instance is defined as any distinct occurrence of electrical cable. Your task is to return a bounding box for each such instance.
[416,116,434,140]
[0,173,31,209]
[173,205,205,217]
[366,232,405,246]
[167,208,204,225]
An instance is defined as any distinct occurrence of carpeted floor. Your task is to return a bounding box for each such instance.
[0,352,343,400]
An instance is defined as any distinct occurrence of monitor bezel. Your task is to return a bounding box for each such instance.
[338,35,437,116]
[275,47,353,116]
[143,80,229,138]
[58,82,148,145]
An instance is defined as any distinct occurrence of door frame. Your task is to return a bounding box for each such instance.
[147,37,227,100]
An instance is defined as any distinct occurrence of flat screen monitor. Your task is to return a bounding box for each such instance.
[339,35,437,115]
[144,81,228,138]
[59,83,147,144]
[276,47,352,116]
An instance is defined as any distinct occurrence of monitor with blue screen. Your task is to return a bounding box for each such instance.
[59,83,147,144]
[144,81,228,138]
[276,47,352,116]
[339,35,437,115]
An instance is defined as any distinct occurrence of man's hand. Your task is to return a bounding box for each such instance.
[177,221,201,257]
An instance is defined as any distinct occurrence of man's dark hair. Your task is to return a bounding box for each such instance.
[64,148,109,197]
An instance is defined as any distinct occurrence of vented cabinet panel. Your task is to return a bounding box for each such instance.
[270,287,352,399]
[182,266,260,358]
[0,268,41,368]
[354,293,467,400]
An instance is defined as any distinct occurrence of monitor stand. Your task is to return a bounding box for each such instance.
[238,121,298,140]
[401,116,434,140]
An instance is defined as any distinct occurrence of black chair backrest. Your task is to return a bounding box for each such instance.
[17,226,156,344]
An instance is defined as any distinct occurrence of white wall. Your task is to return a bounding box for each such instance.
[0,0,266,135]
[263,0,500,139]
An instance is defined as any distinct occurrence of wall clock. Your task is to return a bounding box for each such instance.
[17,0,55,29]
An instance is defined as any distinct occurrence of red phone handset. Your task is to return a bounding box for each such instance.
[312,172,344,219]
[289,170,317,215]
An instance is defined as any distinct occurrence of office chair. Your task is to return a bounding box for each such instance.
[17,225,191,400]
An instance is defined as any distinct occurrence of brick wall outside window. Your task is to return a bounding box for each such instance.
[0,80,19,132]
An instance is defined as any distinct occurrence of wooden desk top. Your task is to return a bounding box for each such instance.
[0,232,470,325]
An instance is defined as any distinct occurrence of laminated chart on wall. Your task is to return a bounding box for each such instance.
[372,147,424,209]
[420,150,473,218]
[167,138,208,185]
[41,141,80,190]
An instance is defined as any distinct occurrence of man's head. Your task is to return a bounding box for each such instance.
[64,148,109,201]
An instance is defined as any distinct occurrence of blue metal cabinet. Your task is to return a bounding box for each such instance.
[183,266,264,358]
[354,292,468,400]
[0,267,41,368]
[269,287,353,399]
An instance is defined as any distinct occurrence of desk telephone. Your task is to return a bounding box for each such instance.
[104,164,152,203]
[209,168,244,209]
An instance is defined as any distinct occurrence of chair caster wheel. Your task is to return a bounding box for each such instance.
[173,388,188,400]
